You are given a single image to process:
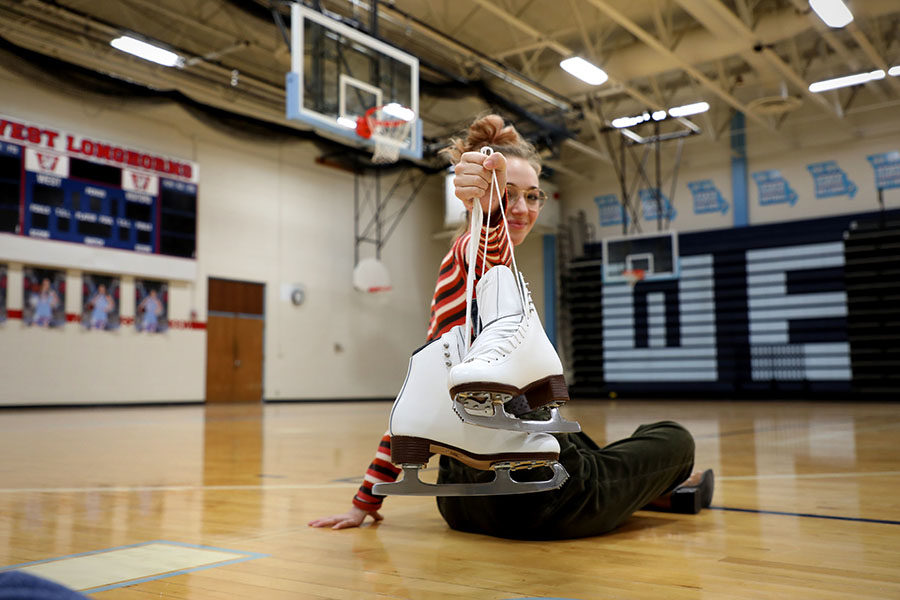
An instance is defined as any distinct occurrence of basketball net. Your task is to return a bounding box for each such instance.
[356,105,413,164]
[622,269,645,288]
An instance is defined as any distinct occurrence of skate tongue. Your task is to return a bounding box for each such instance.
[466,314,524,362]
[476,265,523,328]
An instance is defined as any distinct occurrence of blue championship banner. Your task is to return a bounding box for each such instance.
[867,151,900,190]
[752,169,798,206]
[807,161,857,199]
[688,179,729,215]
[594,193,628,227]
[639,188,677,221]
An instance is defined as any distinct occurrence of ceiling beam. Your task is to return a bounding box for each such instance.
[675,0,854,128]
[784,0,887,101]
[846,22,900,95]
[581,0,771,130]
[465,0,687,122]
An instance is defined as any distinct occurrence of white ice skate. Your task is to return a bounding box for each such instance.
[446,146,579,434]
[449,265,580,433]
[372,325,569,497]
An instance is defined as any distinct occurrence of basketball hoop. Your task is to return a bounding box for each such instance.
[622,269,645,288]
[356,105,413,164]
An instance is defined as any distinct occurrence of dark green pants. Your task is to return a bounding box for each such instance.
[436,421,695,540]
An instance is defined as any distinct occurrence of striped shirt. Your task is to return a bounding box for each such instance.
[353,215,512,513]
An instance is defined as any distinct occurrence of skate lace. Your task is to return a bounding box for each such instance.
[466,282,536,363]
[465,315,527,363]
[463,147,527,352]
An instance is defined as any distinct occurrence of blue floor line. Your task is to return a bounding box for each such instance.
[710,506,900,525]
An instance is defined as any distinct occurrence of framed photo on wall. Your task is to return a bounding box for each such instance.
[136,279,167,333]
[23,267,66,328]
[82,274,120,331]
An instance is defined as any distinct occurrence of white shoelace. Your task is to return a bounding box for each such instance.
[463,147,527,352]
[464,315,526,363]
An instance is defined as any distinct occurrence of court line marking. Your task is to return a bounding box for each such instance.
[717,470,900,481]
[710,506,900,526]
[0,540,268,593]
[5,470,899,494]
[0,483,357,494]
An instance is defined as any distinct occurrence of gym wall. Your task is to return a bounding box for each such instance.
[565,129,899,237]
[0,61,457,406]
[559,121,900,398]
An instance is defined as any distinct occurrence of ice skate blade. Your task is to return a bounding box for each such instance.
[453,399,581,433]
[372,462,569,497]
[450,375,570,413]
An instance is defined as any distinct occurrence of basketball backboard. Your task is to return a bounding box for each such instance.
[286,4,422,160]
[602,231,679,283]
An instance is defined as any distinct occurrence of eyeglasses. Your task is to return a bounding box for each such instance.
[506,184,547,209]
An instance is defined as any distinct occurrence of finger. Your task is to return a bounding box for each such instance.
[308,516,339,527]
[454,173,489,190]
[459,151,487,165]
[371,511,384,521]
[455,187,484,204]
[483,152,507,172]
[332,518,359,530]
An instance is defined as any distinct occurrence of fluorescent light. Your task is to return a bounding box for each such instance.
[809,0,854,28]
[809,69,885,92]
[889,66,900,77]
[337,116,358,129]
[382,103,415,122]
[668,101,710,117]
[560,57,609,86]
[111,35,182,67]
[612,103,708,129]
[611,114,647,128]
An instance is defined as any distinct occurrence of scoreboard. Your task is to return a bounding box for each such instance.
[0,115,198,259]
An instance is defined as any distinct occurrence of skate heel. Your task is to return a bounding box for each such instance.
[390,435,433,465]
[523,375,569,412]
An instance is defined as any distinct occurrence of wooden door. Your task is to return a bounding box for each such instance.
[206,278,265,403]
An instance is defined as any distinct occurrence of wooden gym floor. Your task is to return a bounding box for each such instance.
[1,399,898,599]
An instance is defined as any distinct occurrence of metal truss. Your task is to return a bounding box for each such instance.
[596,105,696,235]
[353,164,429,263]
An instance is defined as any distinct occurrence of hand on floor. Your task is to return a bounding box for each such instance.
[308,506,383,529]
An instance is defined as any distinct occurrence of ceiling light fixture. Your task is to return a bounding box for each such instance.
[809,70,885,93]
[110,35,183,68]
[667,101,710,117]
[612,102,710,128]
[889,66,900,77]
[560,57,609,86]
[611,113,649,128]
[809,0,854,28]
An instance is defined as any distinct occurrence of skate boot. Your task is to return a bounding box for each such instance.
[449,265,580,433]
[372,324,569,497]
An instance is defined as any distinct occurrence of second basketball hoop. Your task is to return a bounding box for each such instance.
[621,269,645,287]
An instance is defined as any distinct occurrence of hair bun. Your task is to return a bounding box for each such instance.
[465,115,521,151]
[439,114,541,175]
